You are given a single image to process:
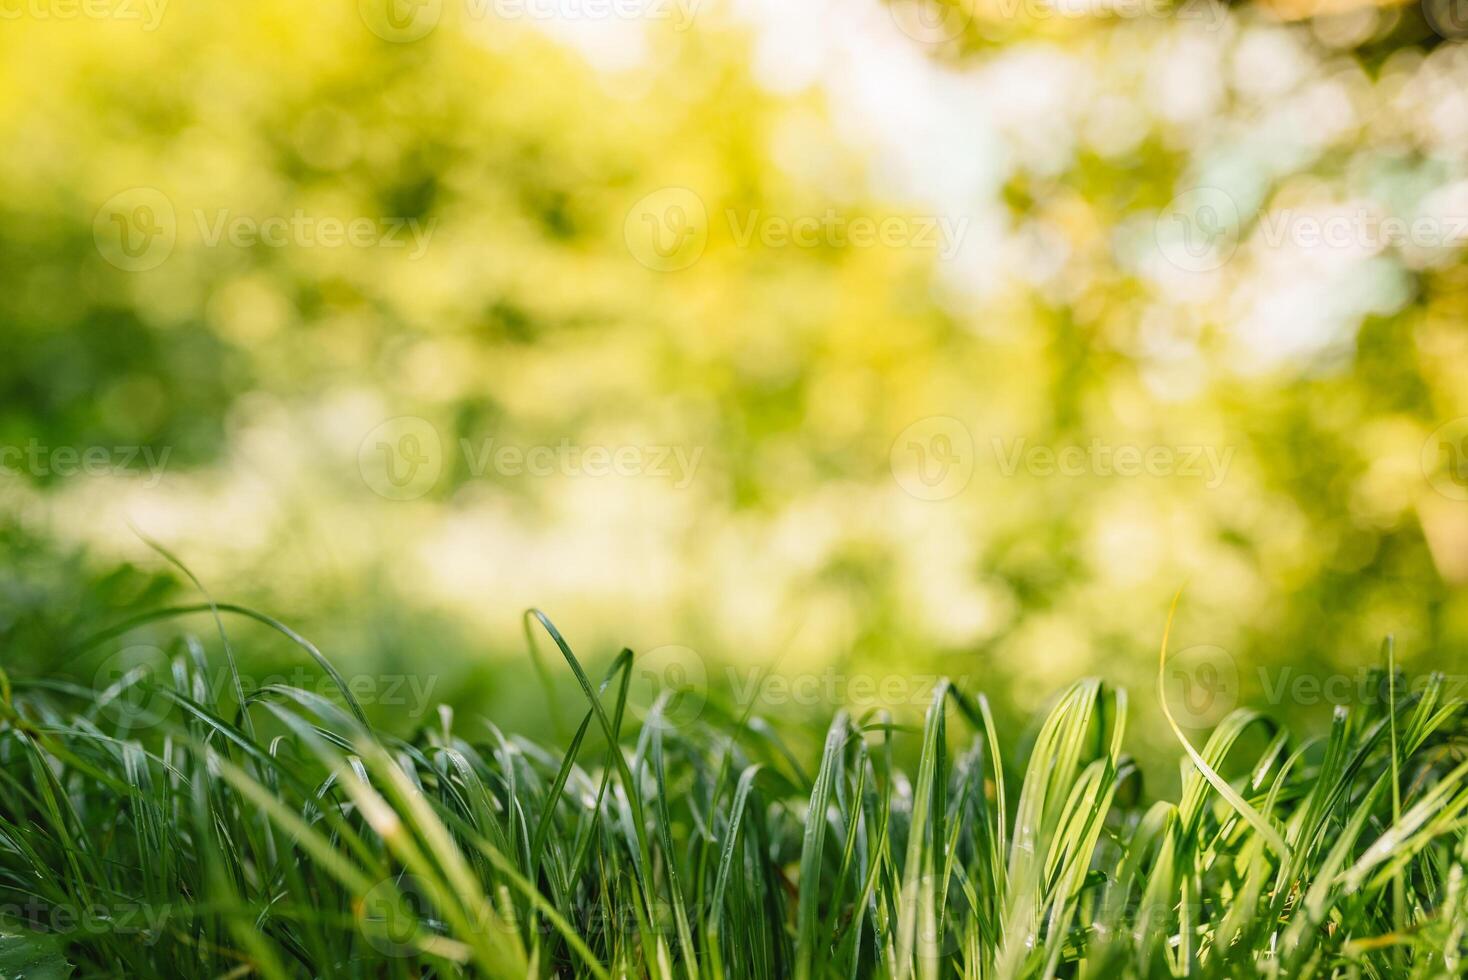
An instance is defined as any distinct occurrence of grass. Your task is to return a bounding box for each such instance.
[0,599,1465,978]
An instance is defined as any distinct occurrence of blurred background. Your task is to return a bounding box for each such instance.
[2,0,1468,770]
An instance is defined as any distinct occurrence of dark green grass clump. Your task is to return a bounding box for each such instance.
[1,604,1466,978]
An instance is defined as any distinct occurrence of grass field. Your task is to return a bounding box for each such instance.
[0,600,1465,978]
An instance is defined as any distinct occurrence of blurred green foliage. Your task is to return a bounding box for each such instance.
[1,0,1467,764]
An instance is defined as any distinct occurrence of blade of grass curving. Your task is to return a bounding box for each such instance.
[649,703,699,979]
[795,710,850,980]
[1158,590,1291,862]
[77,602,367,726]
[526,611,661,965]
[895,679,950,980]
